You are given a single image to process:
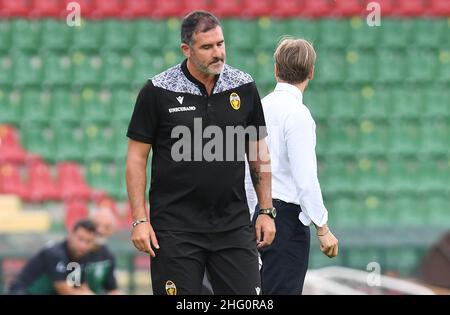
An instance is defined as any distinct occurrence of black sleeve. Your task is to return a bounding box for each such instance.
[44,250,68,283]
[103,253,118,291]
[127,80,159,144]
[247,81,268,141]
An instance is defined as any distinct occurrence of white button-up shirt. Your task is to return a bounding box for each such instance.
[245,82,328,227]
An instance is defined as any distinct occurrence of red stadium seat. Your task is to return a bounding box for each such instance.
[392,0,426,16]
[332,0,364,17]
[0,125,27,165]
[241,0,273,18]
[0,164,27,198]
[183,0,210,16]
[62,0,95,19]
[426,0,450,16]
[91,0,125,18]
[26,160,61,202]
[0,0,30,17]
[121,0,153,18]
[57,162,92,201]
[362,0,393,16]
[65,200,89,230]
[29,0,64,18]
[301,0,333,18]
[272,0,302,17]
[210,0,242,18]
[152,0,184,18]
[95,195,119,217]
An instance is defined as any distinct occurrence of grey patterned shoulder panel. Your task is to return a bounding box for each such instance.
[213,64,254,94]
[150,63,253,95]
[151,64,203,96]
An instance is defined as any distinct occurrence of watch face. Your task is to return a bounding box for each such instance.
[272,208,277,218]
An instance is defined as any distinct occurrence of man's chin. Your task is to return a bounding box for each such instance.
[208,64,224,75]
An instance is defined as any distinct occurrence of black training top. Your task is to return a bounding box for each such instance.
[127,59,267,233]
[84,245,117,294]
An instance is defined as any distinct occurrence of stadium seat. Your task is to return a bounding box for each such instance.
[412,19,446,48]
[426,194,450,226]
[385,248,420,275]
[65,200,89,230]
[329,88,361,120]
[0,125,28,164]
[121,0,153,18]
[392,0,426,17]
[364,194,393,227]
[0,164,27,198]
[314,49,346,84]
[418,158,449,193]
[390,194,425,227]
[301,0,333,18]
[436,48,450,82]
[26,160,60,202]
[387,159,419,193]
[42,53,72,87]
[0,0,30,17]
[72,52,103,86]
[12,53,43,86]
[326,122,359,157]
[52,88,82,125]
[71,21,104,51]
[111,88,136,124]
[318,19,350,48]
[329,196,365,228]
[133,20,166,51]
[426,0,450,16]
[360,86,390,121]
[284,19,319,43]
[151,0,185,18]
[345,49,377,84]
[63,0,95,18]
[357,158,389,194]
[83,125,116,162]
[0,88,21,125]
[80,88,112,125]
[346,248,379,270]
[272,0,302,17]
[21,123,55,163]
[10,20,41,52]
[331,0,364,17]
[348,17,380,48]
[91,0,124,18]
[132,49,166,84]
[304,88,329,122]
[256,18,286,50]
[0,53,12,87]
[0,20,11,52]
[320,158,358,194]
[101,52,134,86]
[422,85,450,118]
[357,120,389,156]
[57,162,92,201]
[376,49,407,83]
[223,19,258,51]
[406,49,437,83]
[103,20,134,51]
[210,0,242,18]
[241,0,273,18]
[379,19,413,48]
[21,89,52,125]
[53,124,85,162]
[30,0,63,18]
[390,87,422,119]
[387,120,420,156]
[183,0,211,15]
[419,119,448,156]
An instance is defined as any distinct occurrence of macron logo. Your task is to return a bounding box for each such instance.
[176,96,184,104]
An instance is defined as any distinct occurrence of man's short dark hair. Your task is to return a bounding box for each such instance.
[181,10,221,45]
[73,219,96,234]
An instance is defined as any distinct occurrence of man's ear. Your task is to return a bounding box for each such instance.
[181,43,191,58]
[274,63,279,80]
[308,65,315,80]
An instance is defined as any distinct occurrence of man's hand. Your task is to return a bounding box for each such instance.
[255,214,276,249]
[316,224,338,258]
[131,221,159,257]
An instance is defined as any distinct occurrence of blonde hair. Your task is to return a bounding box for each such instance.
[274,37,316,84]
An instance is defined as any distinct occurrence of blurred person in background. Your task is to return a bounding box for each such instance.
[84,207,120,295]
[7,219,97,295]
[246,37,339,295]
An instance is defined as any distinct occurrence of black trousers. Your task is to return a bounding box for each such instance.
[151,225,261,295]
[253,199,311,295]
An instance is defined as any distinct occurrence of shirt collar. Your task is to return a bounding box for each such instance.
[181,59,220,95]
[274,82,303,104]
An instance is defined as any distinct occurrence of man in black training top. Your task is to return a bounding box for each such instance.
[8,219,96,295]
[126,10,276,295]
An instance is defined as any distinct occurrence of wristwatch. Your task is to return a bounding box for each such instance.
[132,218,148,228]
[259,207,277,219]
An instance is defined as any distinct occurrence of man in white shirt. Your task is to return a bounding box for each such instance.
[246,37,338,295]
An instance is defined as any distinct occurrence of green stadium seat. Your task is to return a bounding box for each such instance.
[412,19,446,48]
[379,19,413,48]
[406,49,437,83]
[162,18,182,51]
[132,50,165,85]
[113,124,129,162]
[390,87,422,119]
[360,86,390,121]
[103,20,134,51]
[357,120,389,156]
[389,194,425,227]
[385,248,420,275]
[345,49,376,84]
[328,196,365,228]
[0,21,12,52]
[284,19,319,44]
[0,88,21,125]
[21,89,52,125]
[329,88,361,120]
[320,158,358,194]
[83,125,116,162]
[305,88,329,122]
[222,19,258,51]
[133,20,166,51]
[422,85,450,118]
[376,49,406,84]
[101,52,134,86]
[419,119,448,156]
[256,18,286,50]
[314,48,346,84]
[72,52,103,86]
[426,195,450,227]
[388,120,420,156]
[10,20,41,52]
[43,53,72,86]
[86,162,121,198]
[326,122,359,157]
[318,19,350,48]
[53,123,85,162]
[346,249,379,270]
[81,88,112,125]
[418,158,449,194]
[21,123,55,162]
[364,194,393,227]
[387,159,419,194]
[12,53,43,86]
[41,20,72,52]
[52,88,82,125]
[0,54,12,87]
[226,50,258,77]
[71,20,104,51]
[111,89,136,124]
[356,158,388,194]
[436,48,450,82]
[348,17,379,48]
